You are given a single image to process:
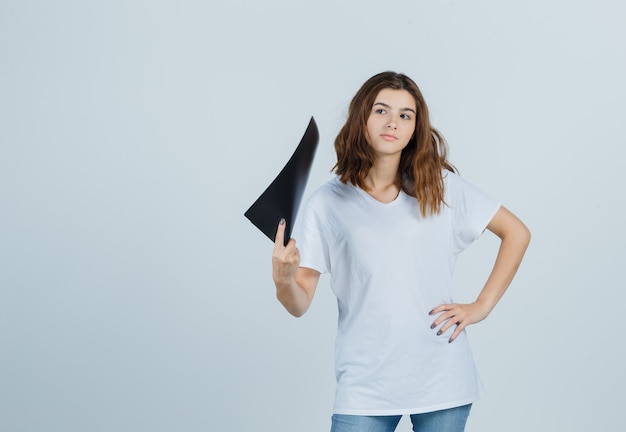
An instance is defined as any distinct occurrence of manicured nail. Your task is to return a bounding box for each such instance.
[437,330,442,336]
[279,218,285,225]
[430,323,436,329]
[448,337,454,343]
[428,309,435,315]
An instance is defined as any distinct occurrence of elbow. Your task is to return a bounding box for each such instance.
[511,222,531,255]
[284,303,310,318]
[500,220,531,252]
[521,223,531,248]
[289,308,308,318]
[276,293,310,318]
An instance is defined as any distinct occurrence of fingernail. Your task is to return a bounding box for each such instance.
[437,330,442,336]
[279,218,285,225]
[428,309,435,315]
[448,337,454,343]
[430,323,436,329]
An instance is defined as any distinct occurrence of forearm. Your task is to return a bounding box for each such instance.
[274,275,314,317]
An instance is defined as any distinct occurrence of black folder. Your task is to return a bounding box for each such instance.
[244,117,319,245]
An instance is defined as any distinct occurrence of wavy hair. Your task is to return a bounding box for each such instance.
[333,71,456,216]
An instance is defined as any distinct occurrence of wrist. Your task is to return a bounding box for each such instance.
[273,274,295,290]
[473,297,495,317]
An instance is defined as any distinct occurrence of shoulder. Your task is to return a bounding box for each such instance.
[308,176,353,205]
[443,169,500,212]
[296,177,350,233]
[442,168,460,184]
[442,168,476,192]
[442,169,486,203]
[442,168,461,194]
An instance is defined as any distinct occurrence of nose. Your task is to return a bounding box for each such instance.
[386,119,397,130]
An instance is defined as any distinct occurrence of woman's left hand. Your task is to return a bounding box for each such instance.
[428,302,490,343]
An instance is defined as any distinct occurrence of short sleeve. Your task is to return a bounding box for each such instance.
[446,171,501,254]
[291,192,331,274]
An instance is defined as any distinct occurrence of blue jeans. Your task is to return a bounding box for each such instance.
[330,404,472,432]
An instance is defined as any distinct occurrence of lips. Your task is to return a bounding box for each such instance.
[380,134,397,141]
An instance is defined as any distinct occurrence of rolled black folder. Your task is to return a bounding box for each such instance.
[244,117,319,245]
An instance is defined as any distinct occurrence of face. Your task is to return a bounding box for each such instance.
[365,88,417,159]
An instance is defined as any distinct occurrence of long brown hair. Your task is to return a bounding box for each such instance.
[333,71,456,216]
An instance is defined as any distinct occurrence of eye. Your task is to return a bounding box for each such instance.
[374,108,386,114]
[401,113,412,120]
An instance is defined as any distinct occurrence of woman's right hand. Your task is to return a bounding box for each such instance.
[271,219,320,317]
[272,218,300,284]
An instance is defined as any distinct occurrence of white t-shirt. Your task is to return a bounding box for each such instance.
[291,170,501,415]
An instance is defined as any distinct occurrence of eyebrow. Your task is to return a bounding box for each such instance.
[373,102,416,114]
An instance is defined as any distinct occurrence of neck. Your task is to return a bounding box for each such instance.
[365,155,400,189]
[363,156,402,203]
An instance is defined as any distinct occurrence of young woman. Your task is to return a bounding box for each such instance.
[271,71,530,432]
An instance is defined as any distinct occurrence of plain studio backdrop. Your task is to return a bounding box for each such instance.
[1,1,624,431]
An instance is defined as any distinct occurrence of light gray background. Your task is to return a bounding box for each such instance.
[1,1,624,431]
